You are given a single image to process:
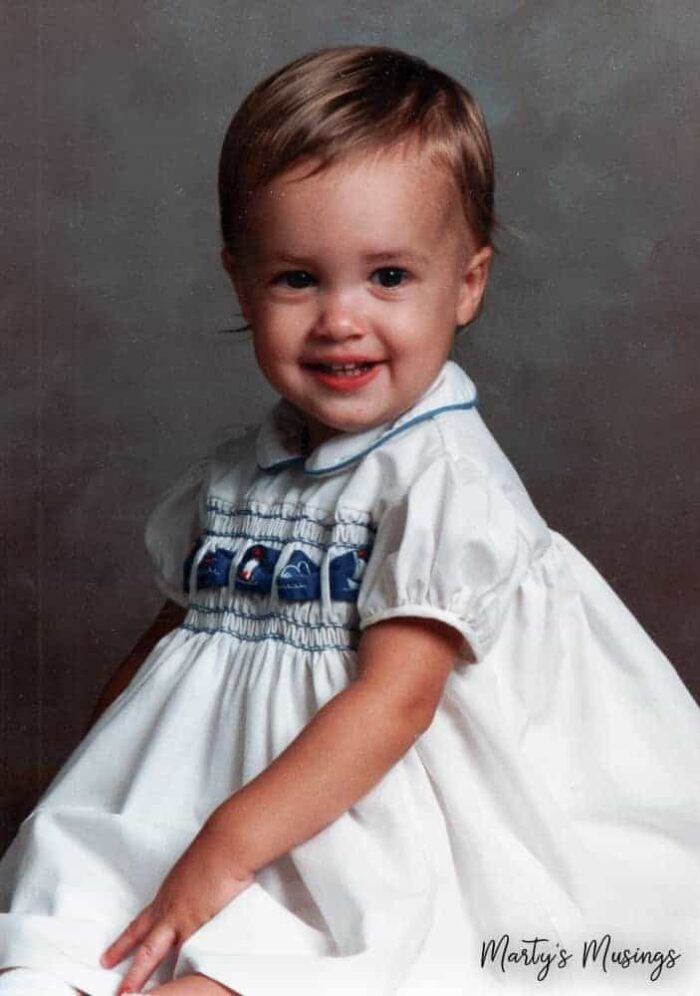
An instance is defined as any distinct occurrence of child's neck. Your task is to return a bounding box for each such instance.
[302,418,342,454]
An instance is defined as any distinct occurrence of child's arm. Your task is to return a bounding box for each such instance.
[102,616,462,994]
[84,599,187,735]
[207,616,462,866]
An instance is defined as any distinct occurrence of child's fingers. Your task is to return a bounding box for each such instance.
[115,922,177,995]
[100,908,154,968]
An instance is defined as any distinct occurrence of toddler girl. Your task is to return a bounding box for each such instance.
[1,46,699,996]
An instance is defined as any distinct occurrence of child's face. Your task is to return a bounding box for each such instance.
[223,145,491,449]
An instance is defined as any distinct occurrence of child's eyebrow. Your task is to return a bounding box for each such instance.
[268,253,316,266]
[266,250,429,266]
[363,250,429,265]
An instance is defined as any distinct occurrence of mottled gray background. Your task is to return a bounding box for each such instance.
[2,2,698,850]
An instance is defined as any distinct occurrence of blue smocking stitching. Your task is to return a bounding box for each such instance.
[181,621,355,653]
[202,527,361,552]
[188,601,359,632]
[206,502,377,533]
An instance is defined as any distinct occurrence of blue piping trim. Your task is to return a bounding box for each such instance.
[258,400,477,477]
[258,456,305,473]
[303,401,477,476]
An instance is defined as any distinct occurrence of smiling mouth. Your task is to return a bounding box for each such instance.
[304,361,377,377]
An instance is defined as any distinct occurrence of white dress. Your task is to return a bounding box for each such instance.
[1,361,699,995]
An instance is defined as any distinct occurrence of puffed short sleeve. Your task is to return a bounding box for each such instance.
[356,455,534,663]
[144,457,209,607]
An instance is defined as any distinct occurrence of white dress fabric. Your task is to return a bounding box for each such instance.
[1,361,699,995]
[0,968,80,996]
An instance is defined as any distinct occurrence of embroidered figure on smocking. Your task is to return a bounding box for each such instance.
[277,550,322,601]
[329,546,372,602]
[235,544,281,595]
[184,541,236,593]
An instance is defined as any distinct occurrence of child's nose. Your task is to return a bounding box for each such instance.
[312,290,365,340]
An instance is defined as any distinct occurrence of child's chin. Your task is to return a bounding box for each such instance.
[308,412,383,445]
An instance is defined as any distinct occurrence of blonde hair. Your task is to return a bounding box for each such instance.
[219,46,495,256]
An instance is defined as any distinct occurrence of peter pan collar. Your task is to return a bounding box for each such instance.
[255,360,478,477]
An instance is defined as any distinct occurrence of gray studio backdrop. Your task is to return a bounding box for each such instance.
[2,2,698,849]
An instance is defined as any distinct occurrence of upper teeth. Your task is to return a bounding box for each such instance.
[322,363,369,371]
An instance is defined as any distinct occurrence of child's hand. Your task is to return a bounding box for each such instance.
[100,821,254,995]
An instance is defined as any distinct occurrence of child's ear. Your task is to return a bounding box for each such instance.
[221,247,251,321]
[456,245,493,327]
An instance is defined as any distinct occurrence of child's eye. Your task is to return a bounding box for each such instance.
[273,270,316,290]
[371,267,409,289]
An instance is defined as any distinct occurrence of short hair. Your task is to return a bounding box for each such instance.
[219,46,495,256]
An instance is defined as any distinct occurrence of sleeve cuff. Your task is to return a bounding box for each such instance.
[358,603,485,664]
